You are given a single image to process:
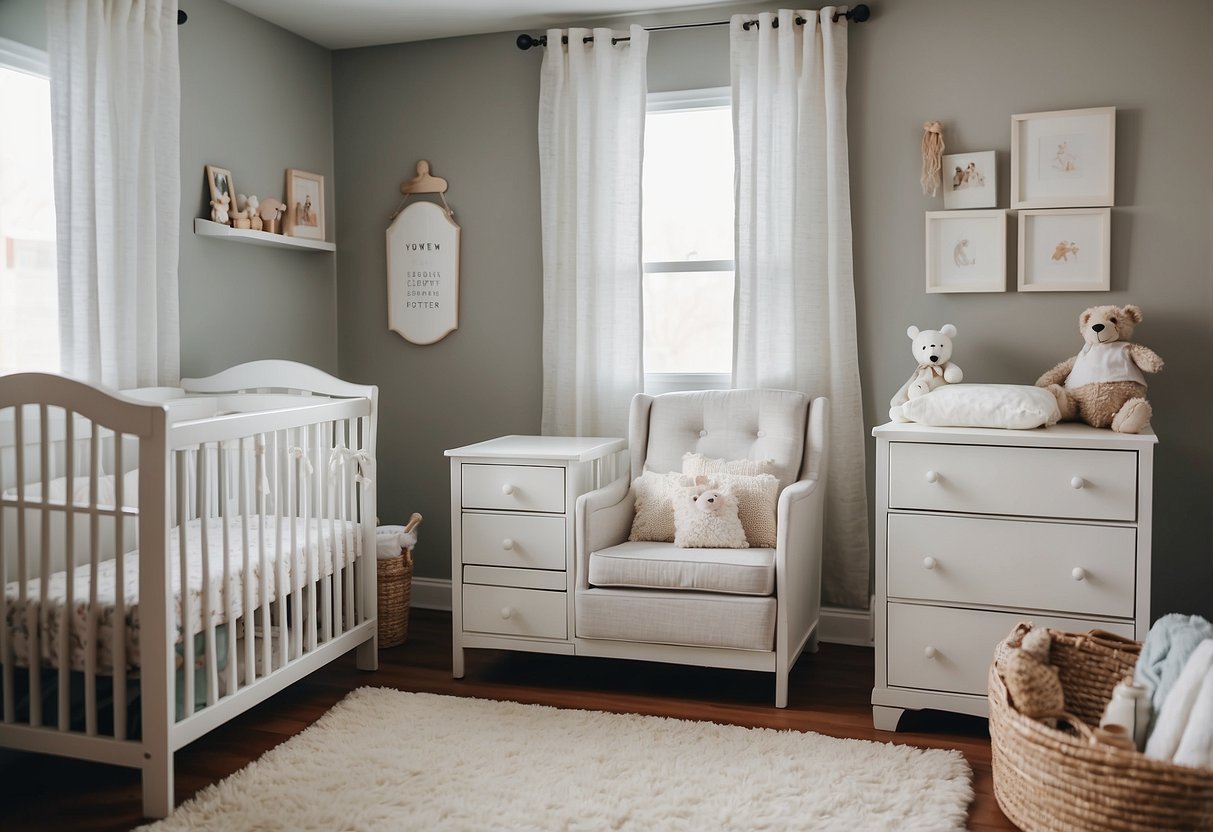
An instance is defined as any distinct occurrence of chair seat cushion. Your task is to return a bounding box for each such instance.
[587,541,775,596]
[576,587,776,651]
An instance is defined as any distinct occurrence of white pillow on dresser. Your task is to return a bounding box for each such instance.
[895,383,1061,430]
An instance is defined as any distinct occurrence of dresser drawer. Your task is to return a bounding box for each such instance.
[462,513,566,570]
[887,514,1136,617]
[888,442,1137,521]
[886,603,1135,696]
[463,584,567,639]
[462,464,565,513]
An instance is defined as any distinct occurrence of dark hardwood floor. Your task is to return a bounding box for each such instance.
[0,608,1015,830]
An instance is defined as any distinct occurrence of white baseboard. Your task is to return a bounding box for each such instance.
[410,579,873,647]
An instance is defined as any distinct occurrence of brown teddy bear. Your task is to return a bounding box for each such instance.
[1036,304,1163,434]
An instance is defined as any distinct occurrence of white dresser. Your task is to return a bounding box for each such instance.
[871,421,1156,731]
[445,435,626,676]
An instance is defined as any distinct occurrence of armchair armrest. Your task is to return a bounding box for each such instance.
[774,474,826,654]
[574,475,634,590]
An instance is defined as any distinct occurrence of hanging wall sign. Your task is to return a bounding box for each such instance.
[386,161,460,345]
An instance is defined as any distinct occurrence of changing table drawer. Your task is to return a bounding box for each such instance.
[461,513,566,570]
[887,513,1136,617]
[888,442,1137,521]
[462,463,565,513]
[886,603,1135,696]
[463,584,567,640]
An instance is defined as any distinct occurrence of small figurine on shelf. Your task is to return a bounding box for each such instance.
[230,196,252,231]
[209,193,231,225]
[243,195,263,231]
[258,197,286,234]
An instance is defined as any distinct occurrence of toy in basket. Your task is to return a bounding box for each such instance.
[376,513,422,648]
[989,622,1213,832]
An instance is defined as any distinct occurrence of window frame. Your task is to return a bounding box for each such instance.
[642,86,734,395]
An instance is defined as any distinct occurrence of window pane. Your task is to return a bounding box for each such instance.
[0,64,59,373]
[643,271,733,374]
[642,106,734,263]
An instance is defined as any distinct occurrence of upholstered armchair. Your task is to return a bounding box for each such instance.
[574,388,828,707]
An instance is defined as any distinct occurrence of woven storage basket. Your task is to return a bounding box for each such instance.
[989,625,1213,831]
[376,548,413,648]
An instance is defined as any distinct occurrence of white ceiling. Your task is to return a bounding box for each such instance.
[218,1,747,50]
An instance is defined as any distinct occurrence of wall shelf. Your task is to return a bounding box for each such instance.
[193,218,335,252]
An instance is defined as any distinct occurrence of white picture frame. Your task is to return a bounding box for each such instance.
[1017,207,1111,292]
[284,168,325,240]
[924,209,1007,293]
[1011,107,1115,209]
[942,150,996,210]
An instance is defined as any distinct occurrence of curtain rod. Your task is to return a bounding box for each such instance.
[516,4,869,49]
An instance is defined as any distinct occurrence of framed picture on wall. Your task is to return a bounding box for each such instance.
[284,169,325,240]
[924,209,1007,293]
[942,150,996,210]
[1011,107,1115,209]
[205,165,235,216]
[1018,207,1111,292]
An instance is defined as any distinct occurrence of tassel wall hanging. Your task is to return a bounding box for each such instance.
[921,121,945,196]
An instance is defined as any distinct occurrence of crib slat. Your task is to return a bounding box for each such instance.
[178,450,193,718]
[288,432,302,660]
[84,424,99,736]
[58,411,74,731]
[302,428,316,654]
[0,412,12,724]
[327,421,342,638]
[342,420,355,631]
[219,445,236,698]
[317,424,332,644]
[239,438,253,688]
[274,431,288,669]
[28,404,50,728]
[256,435,271,678]
[112,434,127,741]
[198,442,218,709]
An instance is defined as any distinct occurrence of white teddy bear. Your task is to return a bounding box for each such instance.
[889,323,963,422]
[673,484,748,549]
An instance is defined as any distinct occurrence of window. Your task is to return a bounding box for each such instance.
[0,38,58,373]
[642,88,733,394]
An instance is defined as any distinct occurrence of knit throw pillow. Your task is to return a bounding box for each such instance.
[682,452,777,479]
[628,470,695,543]
[699,472,779,548]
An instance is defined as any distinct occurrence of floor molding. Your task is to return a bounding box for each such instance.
[410,578,873,646]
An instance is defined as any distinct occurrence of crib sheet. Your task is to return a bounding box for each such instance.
[3,514,362,674]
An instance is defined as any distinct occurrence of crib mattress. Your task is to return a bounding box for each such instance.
[3,515,363,674]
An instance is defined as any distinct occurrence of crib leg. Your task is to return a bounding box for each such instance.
[356,635,378,671]
[141,751,175,819]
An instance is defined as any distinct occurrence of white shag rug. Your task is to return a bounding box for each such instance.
[140,688,973,832]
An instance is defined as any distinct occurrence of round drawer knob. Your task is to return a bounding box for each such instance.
[924,470,939,484]
[501,483,516,496]
[1070,476,1085,490]
[1072,567,1087,582]
[500,607,513,620]
[501,538,514,550]
[924,646,938,659]
[923,556,937,570]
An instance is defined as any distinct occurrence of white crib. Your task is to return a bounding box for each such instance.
[0,360,378,818]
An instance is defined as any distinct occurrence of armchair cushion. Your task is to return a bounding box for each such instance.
[588,541,776,596]
[577,587,776,651]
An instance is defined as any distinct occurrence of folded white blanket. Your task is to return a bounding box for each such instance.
[1145,639,1213,764]
[1174,663,1213,769]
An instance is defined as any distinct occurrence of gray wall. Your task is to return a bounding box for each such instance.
[335,0,1213,622]
[176,1,338,377]
[0,0,45,47]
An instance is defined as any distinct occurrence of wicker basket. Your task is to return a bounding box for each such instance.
[376,548,413,648]
[989,625,1213,831]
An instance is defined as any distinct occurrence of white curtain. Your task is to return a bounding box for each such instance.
[48,0,181,389]
[731,8,869,608]
[538,26,648,438]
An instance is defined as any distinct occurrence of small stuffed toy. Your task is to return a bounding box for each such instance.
[673,483,748,549]
[1003,627,1065,719]
[889,324,963,422]
[1036,304,1163,434]
[209,193,231,225]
